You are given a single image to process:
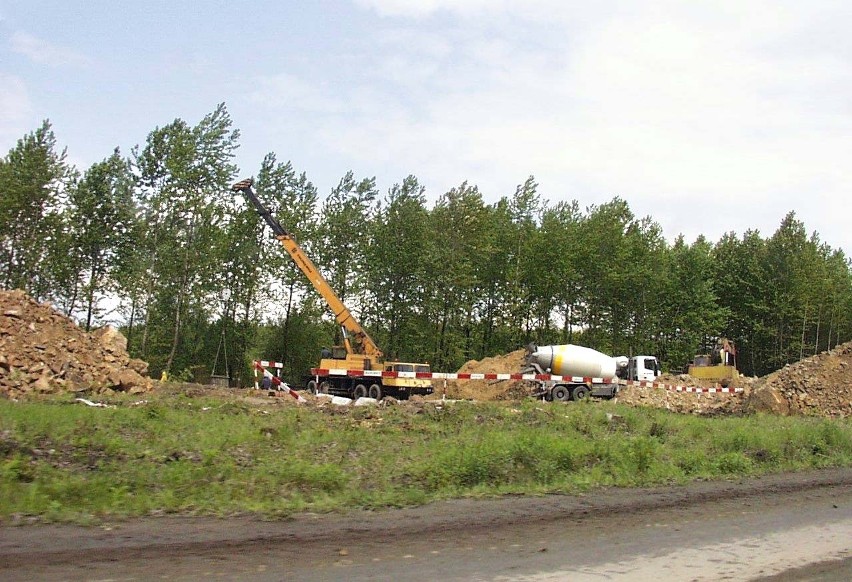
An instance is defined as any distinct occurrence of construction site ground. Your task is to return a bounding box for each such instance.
[3,288,850,419]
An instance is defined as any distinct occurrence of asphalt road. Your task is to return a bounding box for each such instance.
[2,469,850,581]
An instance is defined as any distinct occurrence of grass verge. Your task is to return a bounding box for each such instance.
[1,391,850,523]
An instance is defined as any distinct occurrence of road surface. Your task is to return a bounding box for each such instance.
[2,468,850,581]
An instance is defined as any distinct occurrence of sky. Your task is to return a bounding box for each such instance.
[1,0,850,256]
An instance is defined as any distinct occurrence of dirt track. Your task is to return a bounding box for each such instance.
[2,468,850,581]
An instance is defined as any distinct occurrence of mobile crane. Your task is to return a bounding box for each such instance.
[231,178,433,400]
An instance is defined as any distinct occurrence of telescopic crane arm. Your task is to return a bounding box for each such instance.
[231,178,383,361]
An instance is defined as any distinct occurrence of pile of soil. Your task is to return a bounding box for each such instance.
[614,375,752,416]
[0,290,152,398]
[442,342,852,418]
[440,349,531,400]
[746,342,852,418]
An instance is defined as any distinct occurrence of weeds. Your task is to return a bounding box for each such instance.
[0,394,850,522]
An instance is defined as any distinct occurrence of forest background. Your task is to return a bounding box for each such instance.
[2,105,850,386]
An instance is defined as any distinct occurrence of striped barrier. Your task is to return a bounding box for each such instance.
[253,360,284,390]
[310,368,743,394]
[253,361,305,401]
[619,379,742,393]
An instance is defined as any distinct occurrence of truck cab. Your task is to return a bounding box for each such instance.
[622,356,661,381]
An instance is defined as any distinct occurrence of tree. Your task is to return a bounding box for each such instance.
[764,212,811,369]
[252,154,321,377]
[659,235,729,370]
[529,200,583,344]
[425,182,491,368]
[132,104,239,375]
[67,149,137,330]
[0,121,75,300]
[315,171,377,348]
[503,176,541,345]
[365,175,431,360]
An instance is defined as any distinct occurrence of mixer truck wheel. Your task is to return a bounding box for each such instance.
[353,384,368,399]
[368,384,382,400]
[572,385,589,401]
[551,385,570,401]
[307,380,318,394]
[319,381,330,394]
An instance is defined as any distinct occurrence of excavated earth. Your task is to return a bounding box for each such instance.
[0,290,152,399]
[745,342,852,418]
[436,343,852,419]
[1,288,849,419]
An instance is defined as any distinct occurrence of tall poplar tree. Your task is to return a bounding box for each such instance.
[132,104,239,375]
[67,149,137,330]
[315,171,377,347]
[0,121,75,301]
[365,175,431,360]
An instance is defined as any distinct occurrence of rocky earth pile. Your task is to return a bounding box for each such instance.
[441,343,852,418]
[746,342,852,418]
[440,349,531,400]
[614,375,752,416]
[0,290,152,398]
[438,349,751,414]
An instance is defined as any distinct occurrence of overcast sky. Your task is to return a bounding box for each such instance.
[2,1,850,255]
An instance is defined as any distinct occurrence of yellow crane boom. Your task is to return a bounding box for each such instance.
[231,178,383,362]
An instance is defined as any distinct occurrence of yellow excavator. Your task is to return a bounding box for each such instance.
[687,337,739,387]
[231,178,433,400]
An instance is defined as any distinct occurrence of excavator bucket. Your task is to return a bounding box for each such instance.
[231,178,254,192]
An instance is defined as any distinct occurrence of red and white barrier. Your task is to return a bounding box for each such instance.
[619,379,742,393]
[310,368,612,383]
[253,360,284,390]
[253,361,305,401]
[309,368,743,394]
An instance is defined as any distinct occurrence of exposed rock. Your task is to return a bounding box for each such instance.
[746,342,852,419]
[0,289,153,398]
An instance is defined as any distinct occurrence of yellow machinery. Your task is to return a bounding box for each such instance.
[687,338,739,387]
[232,179,432,400]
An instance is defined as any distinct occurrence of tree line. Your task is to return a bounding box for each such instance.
[2,105,850,385]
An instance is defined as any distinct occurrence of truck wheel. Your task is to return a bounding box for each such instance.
[318,381,330,394]
[307,380,318,394]
[552,385,570,401]
[572,385,589,401]
[368,384,382,400]
[353,384,367,399]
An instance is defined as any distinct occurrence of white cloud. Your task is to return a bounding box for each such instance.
[0,74,33,151]
[249,1,852,253]
[249,72,349,115]
[10,31,90,67]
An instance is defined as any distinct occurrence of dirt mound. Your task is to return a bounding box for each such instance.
[444,341,851,418]
[440,349,531,400]
[746,342,852,418]
[0,289,152,398]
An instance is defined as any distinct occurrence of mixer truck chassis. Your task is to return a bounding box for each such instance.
[536,381,620,402]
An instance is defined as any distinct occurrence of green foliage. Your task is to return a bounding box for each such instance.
[67,149,138,330]
[1,397,849,522]
[0,120,76,303]
[3,114,852,383]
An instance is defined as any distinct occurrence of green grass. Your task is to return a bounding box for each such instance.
[1,392,850,523]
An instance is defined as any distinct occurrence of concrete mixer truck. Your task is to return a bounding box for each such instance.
[524,344,661,401]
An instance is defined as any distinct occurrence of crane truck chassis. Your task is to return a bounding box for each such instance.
[231,178,433,401]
